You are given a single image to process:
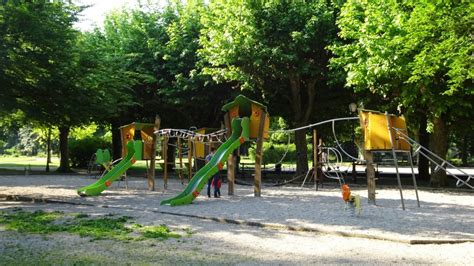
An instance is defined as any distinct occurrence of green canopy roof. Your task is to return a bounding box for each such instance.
[221,94,267,113]
[119,122,155,130]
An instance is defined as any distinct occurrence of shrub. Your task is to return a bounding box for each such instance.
[69,137,111,167]
[248,142,295,164]
[249,142,315,164]
[4,147,20,157]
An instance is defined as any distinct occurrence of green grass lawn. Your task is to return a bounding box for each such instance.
[0,155,303,174]
[0,156,59,171]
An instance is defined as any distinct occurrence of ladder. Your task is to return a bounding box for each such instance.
[386,114,420,210]
[393,127,473,189]
[386,114,473,209]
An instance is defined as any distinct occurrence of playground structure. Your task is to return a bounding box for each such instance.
[86,148,112,178]
[160,95,270,206]
[222,95,270,197]
[76,95,472,210]
[156,127,227,189]
[275,109,472,210]
[359,109,472,209]
[77,118,160,196]
[342,184,361,215]
[359,110,419,210]
[77,141,137,196]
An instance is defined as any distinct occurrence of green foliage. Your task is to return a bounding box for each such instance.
[200,1,341,174]
[0,112,23,150]
[332,0,473,119]
[139,224,181,240]
[16,126,40,156]
[0,1,90,126]
[269,117,292,144]
[0,210,183,241]
[70,124,99,140]
[72,215,133,240]
[0,1,112,172]
[248,142,295,164]
[68,137,111,167]
[0,210,64,234]
[0,210,132,241]
[331,0,473,184]
[159,0,235,128]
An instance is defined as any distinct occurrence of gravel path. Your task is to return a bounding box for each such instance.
[0,174,473,264]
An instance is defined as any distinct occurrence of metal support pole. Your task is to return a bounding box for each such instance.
[407,151,421,207]
[386,113,405,210]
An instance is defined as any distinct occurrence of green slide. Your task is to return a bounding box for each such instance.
[77,141,136,197]
[161,117,250,206]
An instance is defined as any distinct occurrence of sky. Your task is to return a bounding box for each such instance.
[73,0,139,31]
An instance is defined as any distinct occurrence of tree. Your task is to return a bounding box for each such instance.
[93,3,236,162]
[0,2,120,172]
[200,1,339,174]
[332,0,473,186]
[75,28,138,159]
[161,0,234,128]
[1,2,80,171]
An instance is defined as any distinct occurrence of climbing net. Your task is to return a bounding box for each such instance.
[265,116,364,167]
[155,128,227,143]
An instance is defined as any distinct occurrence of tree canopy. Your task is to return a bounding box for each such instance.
[0,0,472,184]
[331,0,473,185]
[200,0,341,174]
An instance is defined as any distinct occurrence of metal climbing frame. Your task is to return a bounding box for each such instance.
[386,113,474,209]
[300,146,347,189]
[386,113,420,210]
[391,127,473,190]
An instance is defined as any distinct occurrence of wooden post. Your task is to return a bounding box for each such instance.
[254,111,266,197]
[312,129,318,190]
[187,137,193,180]
[163,135,169,190]
[224,113,235,195]
[227,153,235,196]
[177,137,183,183]
[365,150,376,204]
[147,115,160,191]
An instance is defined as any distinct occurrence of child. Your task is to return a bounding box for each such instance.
[206,147,221,198]
[212,174,221,197]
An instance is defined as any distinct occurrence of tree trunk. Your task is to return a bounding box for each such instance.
[46,127,52,172]
[430,116,448,187]
[418,115,430,180]
[294,129,309,175]
[460,134,468,166]
[57,126,71,173]
[289,73,317,176]
[110,119,122,160]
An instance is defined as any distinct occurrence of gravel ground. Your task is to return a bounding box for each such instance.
[0,174,473,264]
